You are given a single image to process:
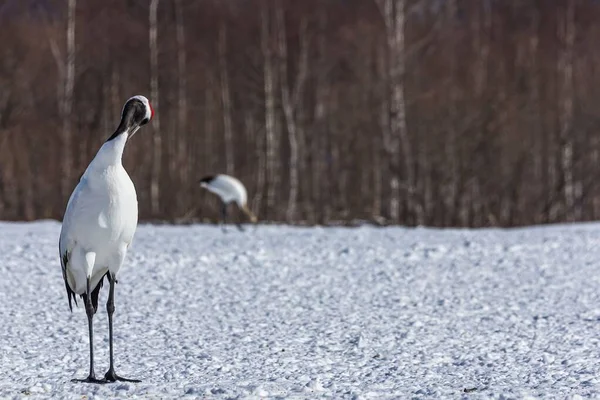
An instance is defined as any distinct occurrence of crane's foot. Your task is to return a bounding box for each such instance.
[71,375,107,384]
[104,369,141,383]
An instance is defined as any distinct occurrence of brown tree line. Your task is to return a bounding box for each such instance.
[0,0,599,227]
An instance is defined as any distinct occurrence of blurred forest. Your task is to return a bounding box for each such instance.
[0,0,598,227]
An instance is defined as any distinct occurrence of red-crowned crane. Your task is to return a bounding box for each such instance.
[59,95,153,384]
[199,174,257,231]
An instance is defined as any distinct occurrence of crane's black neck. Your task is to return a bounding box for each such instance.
[106,99,147,142]
[200,176,216,185]
[106,110,142,142]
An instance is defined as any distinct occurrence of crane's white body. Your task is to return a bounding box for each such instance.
[59,95,152,384]
[59,133,138,295]
[202,174,248,207]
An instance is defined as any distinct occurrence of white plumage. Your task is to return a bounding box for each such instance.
[200,174,247,206]
[199,174,257,229]
[59,95,153,384]
[59,140,138,296]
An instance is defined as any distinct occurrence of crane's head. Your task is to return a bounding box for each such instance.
[241,204,258,223]
[199,176,215,190]
[107,95,154,142]
[126,95,153,122]
[121,95,154,134]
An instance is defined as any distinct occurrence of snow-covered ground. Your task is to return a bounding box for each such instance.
[0,221,599,399]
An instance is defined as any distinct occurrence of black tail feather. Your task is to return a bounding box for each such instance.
[65,280,78,312]
[61,252,78,312]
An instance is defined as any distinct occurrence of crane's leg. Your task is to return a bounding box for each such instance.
[72,277,105,384]
[221,203,228,233]
[236,209,246,232]
[104,274,141,382]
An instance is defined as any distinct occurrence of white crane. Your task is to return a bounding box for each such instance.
[199,174,257,231]
[59,95,153,384]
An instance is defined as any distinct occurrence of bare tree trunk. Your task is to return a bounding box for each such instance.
[100,67,115,158]
[276,6,297,223]
[371,44,382,220]
[559,0,576,221]
[295,22,309,222]
[261,0,278,218]
[204,79,216,173]
[445,0,460,226]
[474,2,491,98]
[276,6,309,222]
[60,0,76,202]
[313,8,330,223]
[377,0,413,224]
[0,134,9,217]
[250,111,265,215]
[2,135,18,218]
[527,2,543,222]
[421,145,432,225]
[389,0,406,223]
[110,66,119,124]
[175,0,188,213]
[372,141,382,220]
[377,41,390,221]
[149,0,161,215]
[48,37,64,114]
[469,0,492,226]
[383,0,400,222]
[219,23,235,177]
[22,153,34,221]
[296,98,308,222]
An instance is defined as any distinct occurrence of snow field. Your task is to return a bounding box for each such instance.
[0,221,599,399]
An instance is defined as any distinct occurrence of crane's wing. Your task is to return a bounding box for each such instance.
[59,180,84,312]
[59,175,117,313]
[59,242,77,312]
